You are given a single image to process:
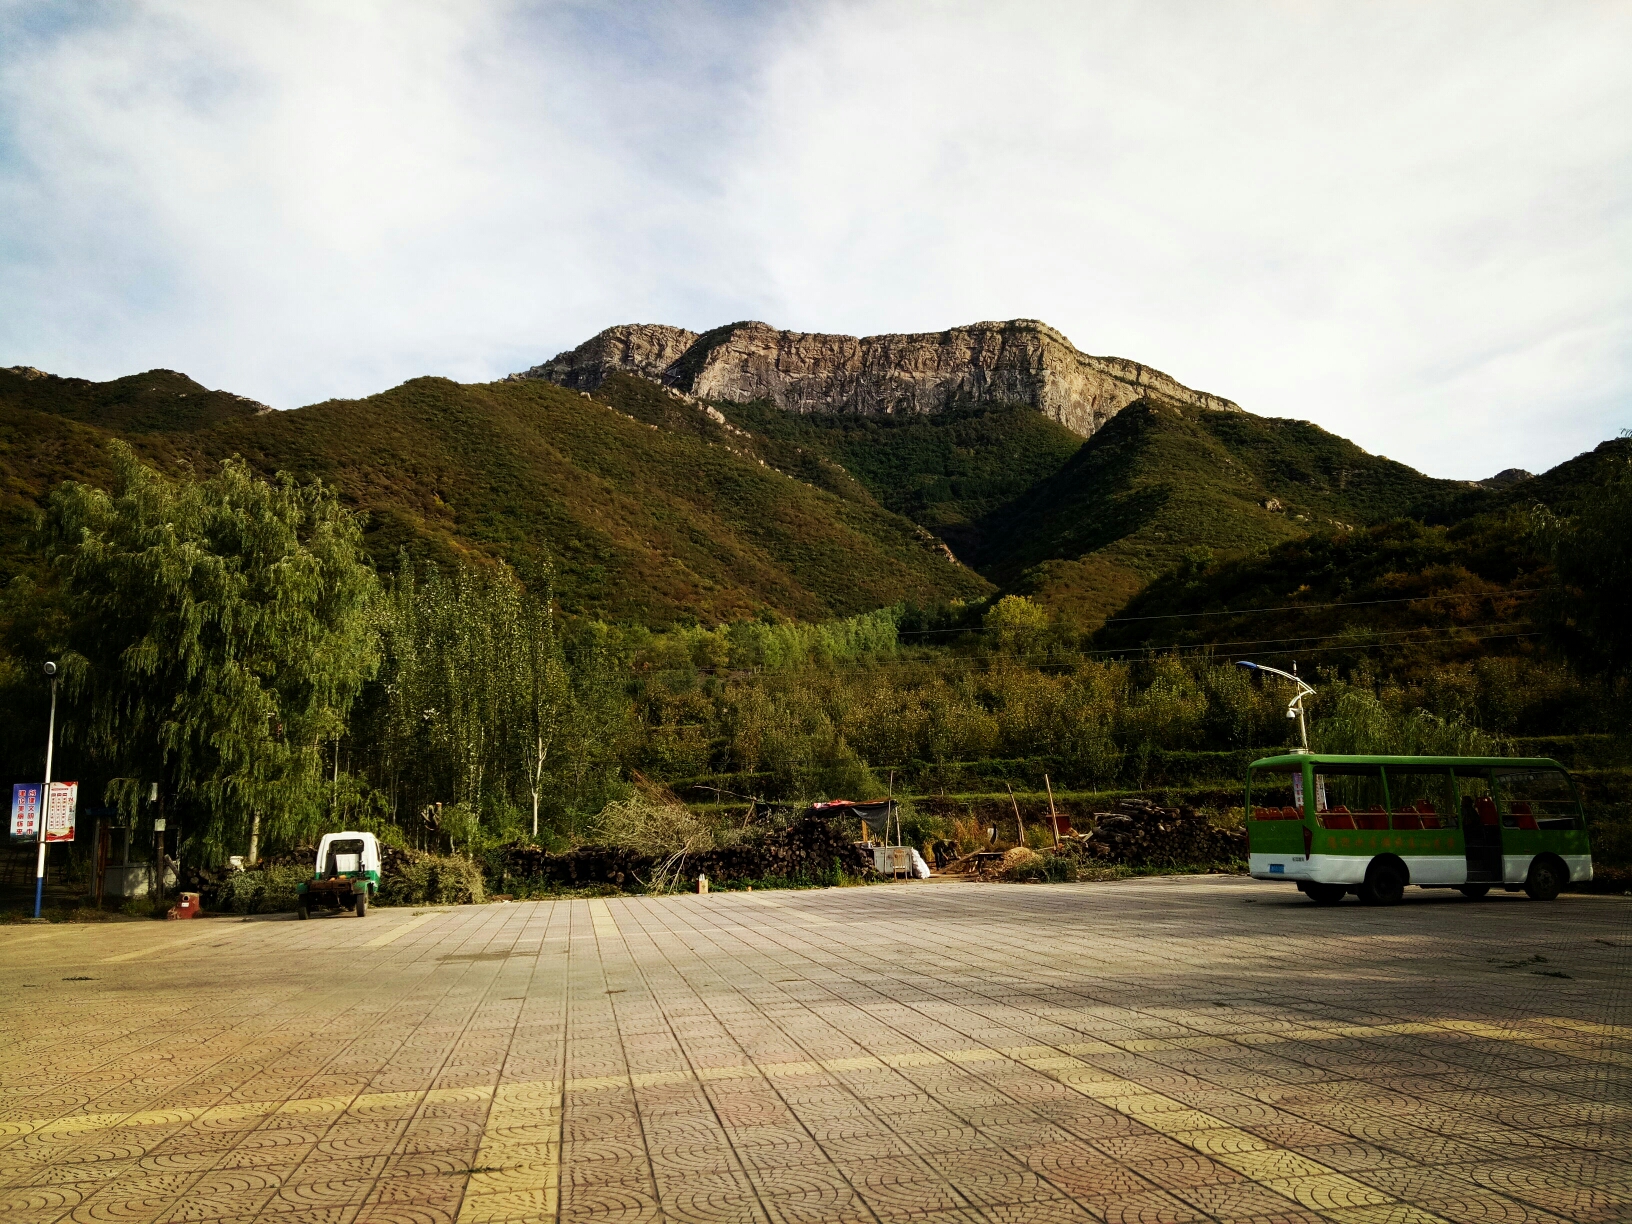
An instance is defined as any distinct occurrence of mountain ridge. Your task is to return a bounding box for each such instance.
[3,347,1613,639]
[516,318,1239,439]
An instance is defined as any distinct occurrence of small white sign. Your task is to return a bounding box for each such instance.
[153,818,166,832]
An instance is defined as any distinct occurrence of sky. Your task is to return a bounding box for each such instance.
[1,0,1628,479]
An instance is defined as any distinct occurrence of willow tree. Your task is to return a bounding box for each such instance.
[44,443,379,861]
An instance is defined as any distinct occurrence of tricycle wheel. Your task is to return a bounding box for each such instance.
[296,903,309,920]
[355,891,367,918]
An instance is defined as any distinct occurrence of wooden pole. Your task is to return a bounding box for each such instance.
[1045,773,1060,849]
[1006,782,1023,848]
[887,770,900,879]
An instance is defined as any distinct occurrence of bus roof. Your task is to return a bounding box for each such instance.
[1248,753,1568,770]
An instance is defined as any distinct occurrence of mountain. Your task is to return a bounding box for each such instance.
[517,319,1239,438]
[4,324,1614,638]
[0,365,989,623]
[518,318,1490,626]
[967,398,1474,624]
[3,365,270,432]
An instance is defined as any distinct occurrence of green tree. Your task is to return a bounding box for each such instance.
[983,594,1049,657]
[43,444,378,861]
[510,562,571,838]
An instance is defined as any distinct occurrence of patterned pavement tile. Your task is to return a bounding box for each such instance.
[0,877,1626,1224]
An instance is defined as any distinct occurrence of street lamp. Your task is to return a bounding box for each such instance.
[34,660,59,919]
[1235,660,1316,752]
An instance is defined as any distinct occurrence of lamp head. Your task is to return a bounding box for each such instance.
[42,660,57,678]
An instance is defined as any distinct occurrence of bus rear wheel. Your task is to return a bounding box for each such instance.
[1525,858,1565,902]
[1359,860,1406,906]
[1458,885,1490,900]
[1303,883,1347,905]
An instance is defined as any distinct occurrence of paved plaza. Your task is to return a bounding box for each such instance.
[1,876,1629,1224]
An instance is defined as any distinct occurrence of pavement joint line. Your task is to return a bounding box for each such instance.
[362,911,441,948]
[98,928,230,962]
[0,926,94,947]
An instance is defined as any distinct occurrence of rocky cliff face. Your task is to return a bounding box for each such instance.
[513,319,1238,438]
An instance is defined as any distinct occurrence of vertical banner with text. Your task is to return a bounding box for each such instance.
[45,782,78,842]
[10,783,41,839]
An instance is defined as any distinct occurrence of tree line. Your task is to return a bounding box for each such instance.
[1,441,1627,868]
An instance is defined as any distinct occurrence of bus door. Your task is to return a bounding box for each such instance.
[1454,767,1502,884]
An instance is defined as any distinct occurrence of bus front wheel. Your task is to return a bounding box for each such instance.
[1524,858,1565,902]
[1458,885,1490,900]
[1359,860,1406,906]
[1303,884,1346,905]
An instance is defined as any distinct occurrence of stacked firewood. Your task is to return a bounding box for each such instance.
[1078,798,1245,867]
[501,811,874,889]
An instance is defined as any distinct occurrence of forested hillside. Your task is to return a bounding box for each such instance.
[1,365,989,623]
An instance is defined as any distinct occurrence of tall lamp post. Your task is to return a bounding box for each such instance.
[34,660,59,919]
[1235,660,1315,752]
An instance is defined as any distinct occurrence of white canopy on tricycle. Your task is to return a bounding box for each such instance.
[315,832,381,876]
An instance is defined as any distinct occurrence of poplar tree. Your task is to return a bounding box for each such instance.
[44,443,379,860]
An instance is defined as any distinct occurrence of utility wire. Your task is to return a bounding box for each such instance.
[681,621,1540,681]
[896,585,1552,634]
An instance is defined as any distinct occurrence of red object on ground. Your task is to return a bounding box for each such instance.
[166,892,203,920]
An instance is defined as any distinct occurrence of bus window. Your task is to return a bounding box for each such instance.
[1313,765,1387,830]
[1494,768,1578,830]
[1383,766,1453,830]
[1248,765,1301,819]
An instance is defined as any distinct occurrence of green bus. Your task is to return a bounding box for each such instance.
[1246,754,1592,905]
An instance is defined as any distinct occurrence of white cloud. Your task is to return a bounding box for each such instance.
[729,1,1632,477]
[0,0,779,403]
[1,0,1628,477]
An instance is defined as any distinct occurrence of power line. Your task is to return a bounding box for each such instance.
[1102,587,1551,625]
[684,621,1540,681]
[897,585,1552,635]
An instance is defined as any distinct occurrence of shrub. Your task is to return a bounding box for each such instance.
[218,864,311,913]
[381,854,485,906]
[1002,846,1078,883]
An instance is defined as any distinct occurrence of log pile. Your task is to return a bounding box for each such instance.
[1078,798,1245,867]
[502,811,875,889]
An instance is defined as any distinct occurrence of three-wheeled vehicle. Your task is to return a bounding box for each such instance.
[1245,754,1593,905]
[297,832,382,919]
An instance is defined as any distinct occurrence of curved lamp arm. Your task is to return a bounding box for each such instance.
[1235,660,1316,751]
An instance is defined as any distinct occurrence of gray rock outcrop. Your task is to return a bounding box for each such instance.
[513,319,1238,438]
